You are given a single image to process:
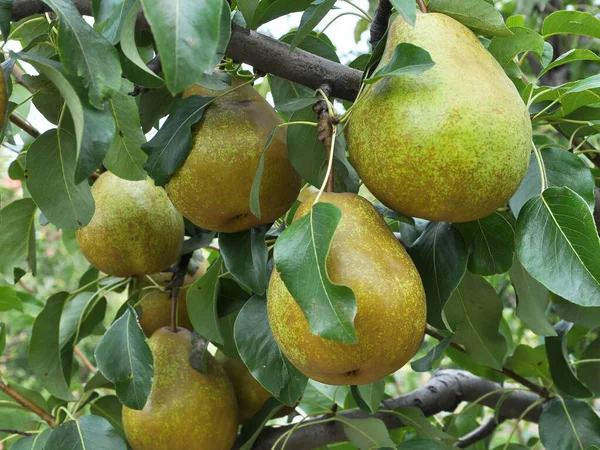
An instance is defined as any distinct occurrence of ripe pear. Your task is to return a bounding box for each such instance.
[346,13,532,223]
[76,172,184,277]
[166,80,302,232]
[268,192,426,385]
[214,350,295,424]
[122,328,238,450]
[132,258,208,336]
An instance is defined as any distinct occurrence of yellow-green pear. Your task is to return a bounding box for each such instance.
[0,74,7,130]
[214,350,296,424]
[346,13,532,223]
[132,258,208,337]
[122,328,238,450]
[76,172,184,277]
[268,192,426,385]
[166,80,302,232]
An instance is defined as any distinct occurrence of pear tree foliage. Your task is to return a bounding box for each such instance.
[1,1,600,449]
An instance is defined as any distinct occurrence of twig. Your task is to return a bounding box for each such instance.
[425,327,551,399]
[370,0,392,49]
[167,252,193,332]
[313,83,336,192]
[416,0,428,13]
[454,416,505,448]
[0,429,33,436]
[0,380,55,427]
[74,346,96,373]
[9,113,40,138]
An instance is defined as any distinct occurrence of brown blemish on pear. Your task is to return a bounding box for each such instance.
[122,328,238,450]
[346,13,532,223]
[76,172,184,277]
[267,192,426,386]
[166,81,302,233]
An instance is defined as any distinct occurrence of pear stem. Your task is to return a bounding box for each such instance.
[169,252,193,332]
[416,0,428,13]
[314,86,337,194]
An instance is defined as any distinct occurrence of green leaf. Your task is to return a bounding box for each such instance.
[515,187,600,307]
[443,272,507,370]
[0,322,5,356]
[95,306,154,409]
[236,0,260,29]
[187,256,224,344]
[249,126,277,219]
[45,415,127,450]
[364,43,434,84]
[539,49,600,77]
[0,285,23,311]
[509,147,595,217]
[390,0,416,26]
[90,395,125,439]
[539,397,600,450]
[139,85,175,132]
[15,53,116,184]
[542,10,600,39]
[397,440,453,450]
[286,107,325,187]
[291,0,336,50]
[456,211,515,276]
[408,222,469,329]
[341,417,395,450]
[578,338,600,395]
[0,198,37,280]
[238,399,287,450]
[11,429,51,450]
[93,0,136,44]
[42,0,122,109]
[411,335,452,372]
[488,27,545,68]
[274,202,358,343]
[352,379,385,413]
[545,321,592,398]
[59,292,107,349]
[505,344,549,379]
[139,0,230,94]
[565,73,600,94]
[234,295,308,405]
[0,0,11,42]
[509,257,555,336]
[394,408,453,441]
[551,295,600,329]
[26,129,95,230]
[274,97,316,114]
[142,95,211,186]
[427,0,512,36]
[253,0,314,28]
[219,226,268,295]
[119,0,163,88]
[28,292,76,401]
[104,79,147,180]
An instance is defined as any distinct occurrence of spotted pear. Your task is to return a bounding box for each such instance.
[76,172,184,277]
[122,328,238,450]
[166,80,302,232]
[346,13,532,222]
[268,192,426,385]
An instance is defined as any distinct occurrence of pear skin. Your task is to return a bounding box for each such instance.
[268,193,426,385]
[122,328,238,450]
[76,172,184,277]
[166,82,302,232]
[133,261,207,337]
[346,13,532,222]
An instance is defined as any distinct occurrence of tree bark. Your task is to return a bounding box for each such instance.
[233,370,544,450]
[10,0,363,101]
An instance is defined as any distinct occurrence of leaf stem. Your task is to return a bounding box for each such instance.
[318,12,366,36]
[416,0,428,13]
[0,380,56,427]
[531,140,548,192]
[169,252,193,332]
[9,113,40,138]
[342,0,373,22]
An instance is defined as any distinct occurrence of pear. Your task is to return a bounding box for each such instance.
[214,350,295,424]
[166,80,302,232]
[268,192,426,385]
[346,13,532,223]
[76,172,184,277]
[122,328,238,450]
[132,258,208,337]
[0,75,7,130]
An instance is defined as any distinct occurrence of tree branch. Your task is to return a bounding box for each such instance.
[234,370,543,450]
[10,0,363,101]
[9,112,40,138]
[370,0,392,49]
[0,380,55,427]
[454,416,505,448]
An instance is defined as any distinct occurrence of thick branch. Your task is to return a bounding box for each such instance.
[10,0,363,101]
[0,380,55,427]
[370,0,392,49]
[235,370,542,450]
